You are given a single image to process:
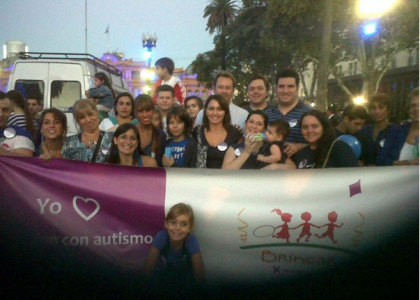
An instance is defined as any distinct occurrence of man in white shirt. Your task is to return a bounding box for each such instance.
[194,71,249,131]
[0,92,34,157]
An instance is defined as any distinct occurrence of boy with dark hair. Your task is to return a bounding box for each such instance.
[156,85,176,134]
[27,95,43,125]
[336,103,373,165]
[256,119,290,168]
[153,57,186,106]
[336,104,368,135]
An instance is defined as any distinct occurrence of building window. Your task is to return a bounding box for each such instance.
[353,62,358,75]
[391,58,397,69]
[349,63,353,76]
[131,71,140,81]
[408,50,414,66]
[51,81,81,112]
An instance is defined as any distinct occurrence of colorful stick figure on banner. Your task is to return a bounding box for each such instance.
[271,209,292,243]
[315,211,343,244]
[289,212,320,243]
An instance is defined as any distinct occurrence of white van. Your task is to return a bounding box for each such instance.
[7,52,129,135]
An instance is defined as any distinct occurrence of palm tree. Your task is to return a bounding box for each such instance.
[203,0,239,70]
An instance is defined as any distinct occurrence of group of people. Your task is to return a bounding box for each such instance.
[0,65,418,170]
[1,64,418,288]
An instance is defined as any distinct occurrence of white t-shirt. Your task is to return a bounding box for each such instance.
[399,142,415,161]
[0,135,35,152]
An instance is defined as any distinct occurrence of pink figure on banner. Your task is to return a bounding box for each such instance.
[290,212,320,243]
[271,209,293,243]
[315,211,343,244]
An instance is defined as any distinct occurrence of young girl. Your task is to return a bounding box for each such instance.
[144,203,205,284]
[85,72,116,120]
[184,96,203,127]
[107,123,157,167]
[152,107,163,130]
[162,107,191,167]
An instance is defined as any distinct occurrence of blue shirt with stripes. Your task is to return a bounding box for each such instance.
[265,101,312,144]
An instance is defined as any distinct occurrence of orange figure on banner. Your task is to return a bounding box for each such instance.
[315,211,343,244]
[290,212,320,243]
[271,209,292,243]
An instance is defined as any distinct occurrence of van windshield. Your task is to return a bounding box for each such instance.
[15,80,44,100]
[51,81,81,112]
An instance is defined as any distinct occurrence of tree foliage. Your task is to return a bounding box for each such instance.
[191,0,419,105]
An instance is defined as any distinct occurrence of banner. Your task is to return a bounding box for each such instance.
[0,157,418,286]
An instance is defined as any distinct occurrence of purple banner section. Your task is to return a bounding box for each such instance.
[0,157,166,270]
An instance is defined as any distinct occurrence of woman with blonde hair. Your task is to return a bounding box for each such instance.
[63,99,113,163]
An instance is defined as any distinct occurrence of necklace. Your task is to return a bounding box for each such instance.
[83,132,98,148]
[44,141,62,158]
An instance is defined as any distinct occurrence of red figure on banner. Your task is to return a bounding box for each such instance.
[315,211,343,244]
[271,209,292,243]
[290,212,320,243]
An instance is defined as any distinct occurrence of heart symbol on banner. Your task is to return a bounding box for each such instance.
[73,196,101,221]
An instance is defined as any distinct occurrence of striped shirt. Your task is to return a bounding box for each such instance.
[7,113,38,130]
[265,101,311,144]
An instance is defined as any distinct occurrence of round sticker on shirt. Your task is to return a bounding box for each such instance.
[218,142,228,152]
[4,127,16,138]
[379,139,385,147]
[298,159,307,169]
[234,147,244,156]
[288,119,298,128]
[101,146,110,155]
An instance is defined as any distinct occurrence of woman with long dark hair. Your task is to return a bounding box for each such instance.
[6,90,38,144]
[37,108,67,159]
[134,94,166,167]
[107,123,157,167]
[222,110,268,169]
[185,94,243,168]
[293,110,358,169]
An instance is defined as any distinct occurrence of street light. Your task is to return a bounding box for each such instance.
[142,32,157,67]
[356,0,396,100]
[357,0,396,17]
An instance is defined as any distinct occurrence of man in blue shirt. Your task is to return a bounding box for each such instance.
[265,69,312,157]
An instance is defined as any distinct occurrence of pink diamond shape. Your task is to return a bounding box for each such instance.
[349,180,362,197]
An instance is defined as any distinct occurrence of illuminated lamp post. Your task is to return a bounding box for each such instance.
[356,0,396,100]
[142,33,157,68]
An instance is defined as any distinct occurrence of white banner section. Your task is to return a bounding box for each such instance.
[165,166,418,284]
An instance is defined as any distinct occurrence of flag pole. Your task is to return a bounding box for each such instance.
[107,26,110,53]
[85,0,88,53]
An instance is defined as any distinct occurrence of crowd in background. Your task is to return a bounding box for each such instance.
[0,58,418,169]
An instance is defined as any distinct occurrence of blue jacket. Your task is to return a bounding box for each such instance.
[87,85,114,109]
[376,122,411,166]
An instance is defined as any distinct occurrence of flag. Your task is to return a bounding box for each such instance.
[105,25,109,34]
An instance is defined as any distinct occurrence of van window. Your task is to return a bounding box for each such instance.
[15,80,44,99]
[51,81,81,112]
